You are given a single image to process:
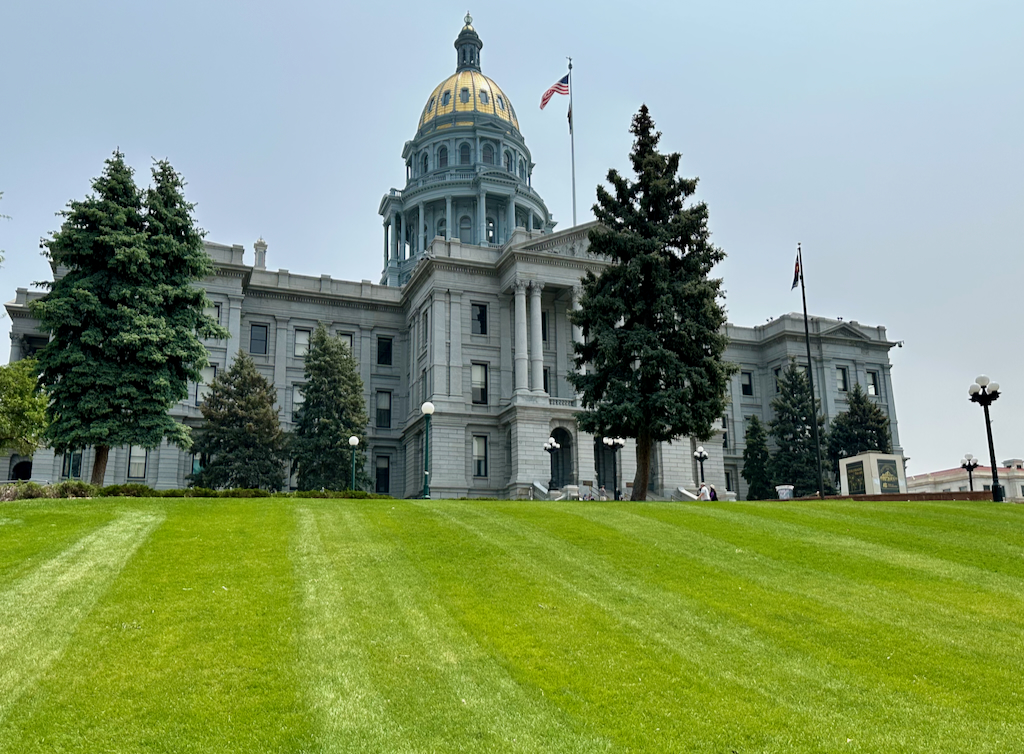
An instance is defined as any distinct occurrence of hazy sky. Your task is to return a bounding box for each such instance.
[2,1,1022,477]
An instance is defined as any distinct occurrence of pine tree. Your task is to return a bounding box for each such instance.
[568,105,733,501]
[0,359,48,456]
[741,415,774,500]
[826,383,892,482]
[191,352,286,490]
[31,152,225,485]
[292,323,369,490]
[769,360,831,498]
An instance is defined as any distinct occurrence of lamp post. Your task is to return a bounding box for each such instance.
[602,436,626,500]
[968,376,1004,502]
[348,435,359,490]
[543,436,561,491]
[693,445,709,484]
[421,401,434,499]
[961,454,979,492]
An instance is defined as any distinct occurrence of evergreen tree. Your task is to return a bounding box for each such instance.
[826,383,892,482]
[292,323,369,490]
[191,352,286,490]
[568,105,733,500]
[0,359,48,456]
[741,415,773,500]
[769,359,831,498]
[31,153,225,485]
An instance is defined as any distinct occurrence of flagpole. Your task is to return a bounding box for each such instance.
[567,57,577,227]
[798,242,826,498]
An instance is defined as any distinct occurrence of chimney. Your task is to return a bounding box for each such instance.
[254,237,268,269]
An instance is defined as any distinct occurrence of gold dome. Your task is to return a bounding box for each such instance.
[418,70,519,132]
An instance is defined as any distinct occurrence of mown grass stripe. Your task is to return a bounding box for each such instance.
[0,508,162,724]
[295,502,612,753]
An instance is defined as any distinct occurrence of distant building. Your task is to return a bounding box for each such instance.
[907,460,1024,501]
[3,17,902,499]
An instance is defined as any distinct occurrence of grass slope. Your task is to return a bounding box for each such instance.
[0,498,1022,752]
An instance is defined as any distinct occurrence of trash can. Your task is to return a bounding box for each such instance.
[775,485,795,500]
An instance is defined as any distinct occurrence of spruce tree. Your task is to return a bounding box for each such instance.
[191,352,286,490]
[31,152,225,485]
[826,383,892,482]
[292,323,369,490]
[741,415,774,500]
[568,105,733,500]
[769,360,831,498]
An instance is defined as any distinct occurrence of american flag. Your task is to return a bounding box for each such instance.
[540,74,570,110]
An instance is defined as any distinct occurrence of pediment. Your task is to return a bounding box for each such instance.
[819,323,871,341]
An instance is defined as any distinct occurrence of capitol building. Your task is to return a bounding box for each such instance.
[4,17,902,499]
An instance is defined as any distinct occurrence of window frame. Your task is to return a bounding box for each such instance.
[471,363,488,405]
[127,446,148,480]
[741,371,754,396]
[376,390,392,429]
[197,364,217,406]
[377,336,393,366]
[460,143,471,165]
[438,145,448,168]
[836,365,849,393]
[375,456,391,494]
[62,450,83,479]
[867,370,880,396]
[471,303,488,335]
[473,435,489,478]
[294,328,311,357]
[292,384,305,420]
[249,323,269,355]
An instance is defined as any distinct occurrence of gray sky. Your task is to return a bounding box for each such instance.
[2,1,1022,477]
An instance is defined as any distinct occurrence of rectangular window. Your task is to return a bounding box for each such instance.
[250,324,269,355]
[204,303,221,325]
[196,364,217,406]
[741,371,754,396]
[62,451,83,479]
[128,446,148,480]
[472,363,488,405]
[376,391,392,428]
[292,384,304,420]
[773,367,782,393]
[295,329,311,357]
[191,453,205,477]
[473,435,488,477]
[983,484,991,491]
[377,336,393,365]
[471,303,488,335]
[867,370,880,396]
[543,367,550,394]
[338,333,354,354]
[422,311,429,344]
[541,311,548,343]
[375,456,391,494]
[422,369,428,403]
[725,471,733,491]
[837,366,849,392]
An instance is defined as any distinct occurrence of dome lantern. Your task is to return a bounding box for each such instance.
[455,12,483,72]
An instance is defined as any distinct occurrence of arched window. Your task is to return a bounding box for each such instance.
[438,146,448,168]
[436,218,446,239]
[460,144,471,165]
[518,160,526,180]
[486,217,496,244]
[459,216,472,243]
[421,154,429,174]
[483,144,494,164]
[504,152,513,172]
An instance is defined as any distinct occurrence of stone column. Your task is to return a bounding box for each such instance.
[274,316,289,416]
[507,194,516,243]
[513,279,529,393]
[432,295,446,398]
[418,202,425,254]
[445,195,452,240]
[226,294,243,367]
[9,332,22,363]
[449,291,463,398]
[398,212,406,261]
[529,281,544,393]
[528,209,535,233]
[383,220,389,266]
[478,188,486,245]
[571,285,585,377]
[390,211,398,261]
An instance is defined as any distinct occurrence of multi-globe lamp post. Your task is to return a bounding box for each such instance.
[968,375,1004,502]
[348,435,359,490]
[421,401,434,499]
[602,436,626,500]
[543,436,561,491]
[693,445,709,484]
[961,454,979,492]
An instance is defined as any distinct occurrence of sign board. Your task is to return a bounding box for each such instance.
[877,459,901,495]
[847,461,866,495]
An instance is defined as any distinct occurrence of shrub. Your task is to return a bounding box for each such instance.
[12,481,51,500]
[98,483,157,498]
[219,488,272,498]
[52,481,97,498]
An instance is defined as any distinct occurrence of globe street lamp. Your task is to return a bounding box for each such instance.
[602,436,626,500]
[961,454,979,492]
[693,445,709,484]
[543,436,561,491]
[348,435,360,491]
[421,401,435,499]
[968,376,1004,502]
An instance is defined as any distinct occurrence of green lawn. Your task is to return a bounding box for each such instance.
[1,498,1022,753]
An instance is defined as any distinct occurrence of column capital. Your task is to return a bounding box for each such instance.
[529,280,544,294]
[513,278,529,294]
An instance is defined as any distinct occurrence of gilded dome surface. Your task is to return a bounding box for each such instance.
[418,70,519,132]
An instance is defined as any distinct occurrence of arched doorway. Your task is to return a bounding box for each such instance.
[549,427,573,490]
[8,456,32,481]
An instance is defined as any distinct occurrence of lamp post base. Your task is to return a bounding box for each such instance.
[993,484,1005,503]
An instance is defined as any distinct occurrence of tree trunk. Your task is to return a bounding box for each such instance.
[632,431,651,501]
[90,445,110,486]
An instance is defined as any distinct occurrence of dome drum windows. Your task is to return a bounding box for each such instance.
[483,144,494,165]
[438,146,448,168]
[504,151,513,172]
[518,159,526,180]
[421,154,429,174]
[442,91,452,106]
[459,143,471,165]
[460,88,470,104]
[479,90,489,105]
